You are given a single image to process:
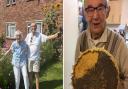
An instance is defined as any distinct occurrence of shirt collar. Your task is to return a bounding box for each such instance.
[87,27,108,42]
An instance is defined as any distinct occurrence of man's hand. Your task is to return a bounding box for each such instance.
[55,32,61,38]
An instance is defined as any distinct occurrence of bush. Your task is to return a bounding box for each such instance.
[40,36,63,63]
[41,41,55,62]
[0,51,14,89]
[41,1,63,63]
[0,33,5,48]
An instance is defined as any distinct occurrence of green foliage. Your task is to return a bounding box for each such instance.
[41,41,55,61]
[0,52,14,89]
[0,33,5,48]
[44,9,56,31]
[42,2,61,35]
[39,3,63,89]
[42,2,63,62]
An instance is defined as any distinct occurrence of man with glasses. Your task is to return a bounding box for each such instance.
[25,22,59,89]
[75,0,128,89]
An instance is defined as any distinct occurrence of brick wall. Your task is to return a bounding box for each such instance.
[0,0,4,36]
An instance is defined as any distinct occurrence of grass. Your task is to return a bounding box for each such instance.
[34,59,63,89]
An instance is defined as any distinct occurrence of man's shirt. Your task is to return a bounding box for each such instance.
[25,32,48,61]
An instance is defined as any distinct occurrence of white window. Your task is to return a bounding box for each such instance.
[12,0,16,4]
[27,21,43,33]
[6,0,16,6]
[6,23,16,38]
[6,0,10,5]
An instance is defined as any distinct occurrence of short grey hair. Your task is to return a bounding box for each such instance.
[14,30,23,38]
[84,0,109,8]
[14,30,22,36]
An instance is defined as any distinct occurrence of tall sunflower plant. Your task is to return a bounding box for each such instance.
[41,2,63,62]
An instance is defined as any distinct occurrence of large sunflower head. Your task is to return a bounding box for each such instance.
[72,48,119,89]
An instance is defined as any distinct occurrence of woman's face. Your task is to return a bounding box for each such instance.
[15,35,22,42]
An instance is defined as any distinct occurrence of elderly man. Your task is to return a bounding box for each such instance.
[25,22,59,89]
[75,0,128,89]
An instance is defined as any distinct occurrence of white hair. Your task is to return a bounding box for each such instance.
[84,0,109,7]
[14,30,22,37]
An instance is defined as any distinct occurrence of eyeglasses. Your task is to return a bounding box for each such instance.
[85,5,107,17]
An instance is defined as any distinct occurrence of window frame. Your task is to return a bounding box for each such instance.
[6,22,16,39]
[6,0,11,6]
[12,0,16,5]
[26,20,43,33]
[6,0,16,6]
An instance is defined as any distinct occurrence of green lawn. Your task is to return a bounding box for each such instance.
[35,59,63,89]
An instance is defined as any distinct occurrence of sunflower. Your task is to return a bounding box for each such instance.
[54,3,62,10]
[72,48,119,89]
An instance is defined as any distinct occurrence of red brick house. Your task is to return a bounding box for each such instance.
[0,0,62,47]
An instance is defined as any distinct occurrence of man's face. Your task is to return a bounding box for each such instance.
[84,0,110,34]
[31,23,37,33]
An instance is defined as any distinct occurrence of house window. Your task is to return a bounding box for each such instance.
[6,0,10,6]
[12,0,16,4]
[6,23,16,38]
[27,21,43,33]
[6,0,16,6]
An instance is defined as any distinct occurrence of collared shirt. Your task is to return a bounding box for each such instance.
[11,41,28,67]
[25,32,48,61]
[86,27,108,49]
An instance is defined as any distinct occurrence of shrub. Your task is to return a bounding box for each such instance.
[0,33,5,48]
[0,51,15,89]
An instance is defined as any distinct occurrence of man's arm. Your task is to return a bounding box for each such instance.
[47,32,59,40]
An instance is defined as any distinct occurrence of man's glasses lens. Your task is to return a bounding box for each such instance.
[85,5,107,16]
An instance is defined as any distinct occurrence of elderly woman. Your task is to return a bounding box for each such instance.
[4,30,29,89]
